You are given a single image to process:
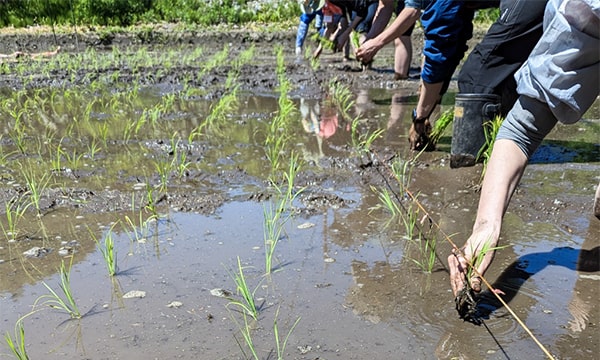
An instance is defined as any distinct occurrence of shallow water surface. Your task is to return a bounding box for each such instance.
[0,40,599,359]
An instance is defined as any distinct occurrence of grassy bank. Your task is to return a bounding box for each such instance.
[0,0,298,28]
[1,0,498,30]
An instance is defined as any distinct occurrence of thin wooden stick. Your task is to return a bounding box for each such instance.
[371,149,555,360]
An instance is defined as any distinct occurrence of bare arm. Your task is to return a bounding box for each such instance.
[449,138,528,296]
[365,0,395,40]
[356,7,420,64]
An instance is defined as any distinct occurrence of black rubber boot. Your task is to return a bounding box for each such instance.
[450,93,501,168]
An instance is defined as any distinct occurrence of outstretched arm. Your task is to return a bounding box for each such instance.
[448,138,527,296]
[365,0,395,40]
[356,7,420,64]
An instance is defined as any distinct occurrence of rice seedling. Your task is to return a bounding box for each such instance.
[61,146,84,171]
[20,166,52,216]
[409,233,438,273]
[170,138,192,179]
[1,197,31,242]
[8,114,28,154]
[273,307,301,360]
[353,123,384,155]
[391,156,417,193]
[195,83,239,138]
[328,79,354,118]
[465,239,507,287]
[86,139,102,161]
[98,121,110,146]
[429,107,454,145]
[153,157,171,193]
[234,45,256,71]
[327,80,383,155]
[95,228,118,277]
[3,319,28,360]
[370,185,401,217]
[265,49,296,175]
[231,312,259,360]
[264,155,304,274]
[399,200,419,243]
[199,44,230,77]
[263,199,286,275]
[227,256,260,320]
[120,193,154,247]
[309,53,320,71]
[477,115,504,179]
[35,258,81,319]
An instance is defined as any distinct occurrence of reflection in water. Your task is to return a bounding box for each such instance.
[298,96,350,163]
[0,210,116,298]
[384,90,414,146]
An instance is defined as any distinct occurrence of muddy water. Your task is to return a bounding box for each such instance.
[0,37,599,360]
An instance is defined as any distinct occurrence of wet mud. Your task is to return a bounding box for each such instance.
[0,26,599,359]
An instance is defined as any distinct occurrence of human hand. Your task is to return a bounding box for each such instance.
[355,38,380,64]
[448,233,500,297]
[408,120,433,151]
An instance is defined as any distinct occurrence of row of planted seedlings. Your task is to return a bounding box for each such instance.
[0,41,318,358]
[0,43,233,98]
[216,46,305,359]
[0,39,449,358]
[0,43,260,359]
[365,106,505,278]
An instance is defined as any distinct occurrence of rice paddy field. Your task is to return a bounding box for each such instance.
[0,26,598,359]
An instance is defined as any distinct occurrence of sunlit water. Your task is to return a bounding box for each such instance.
[0,45,599,359]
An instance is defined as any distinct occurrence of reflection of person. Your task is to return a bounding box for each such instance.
[301,97,340,140]
[0,46,61,61]
[448,0,600,299]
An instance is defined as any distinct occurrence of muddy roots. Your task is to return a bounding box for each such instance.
[455,286,481,325]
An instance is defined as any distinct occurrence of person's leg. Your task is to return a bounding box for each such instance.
[297,12,318,55]
[393,35,412,79]
[315,10,323,29]
[458,0,546,115]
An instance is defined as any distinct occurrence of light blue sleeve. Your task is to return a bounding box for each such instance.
[514,0,600,124]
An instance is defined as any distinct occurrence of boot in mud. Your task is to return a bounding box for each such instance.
[450,93,501,168]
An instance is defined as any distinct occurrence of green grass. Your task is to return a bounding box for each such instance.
[0,0,299,28]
